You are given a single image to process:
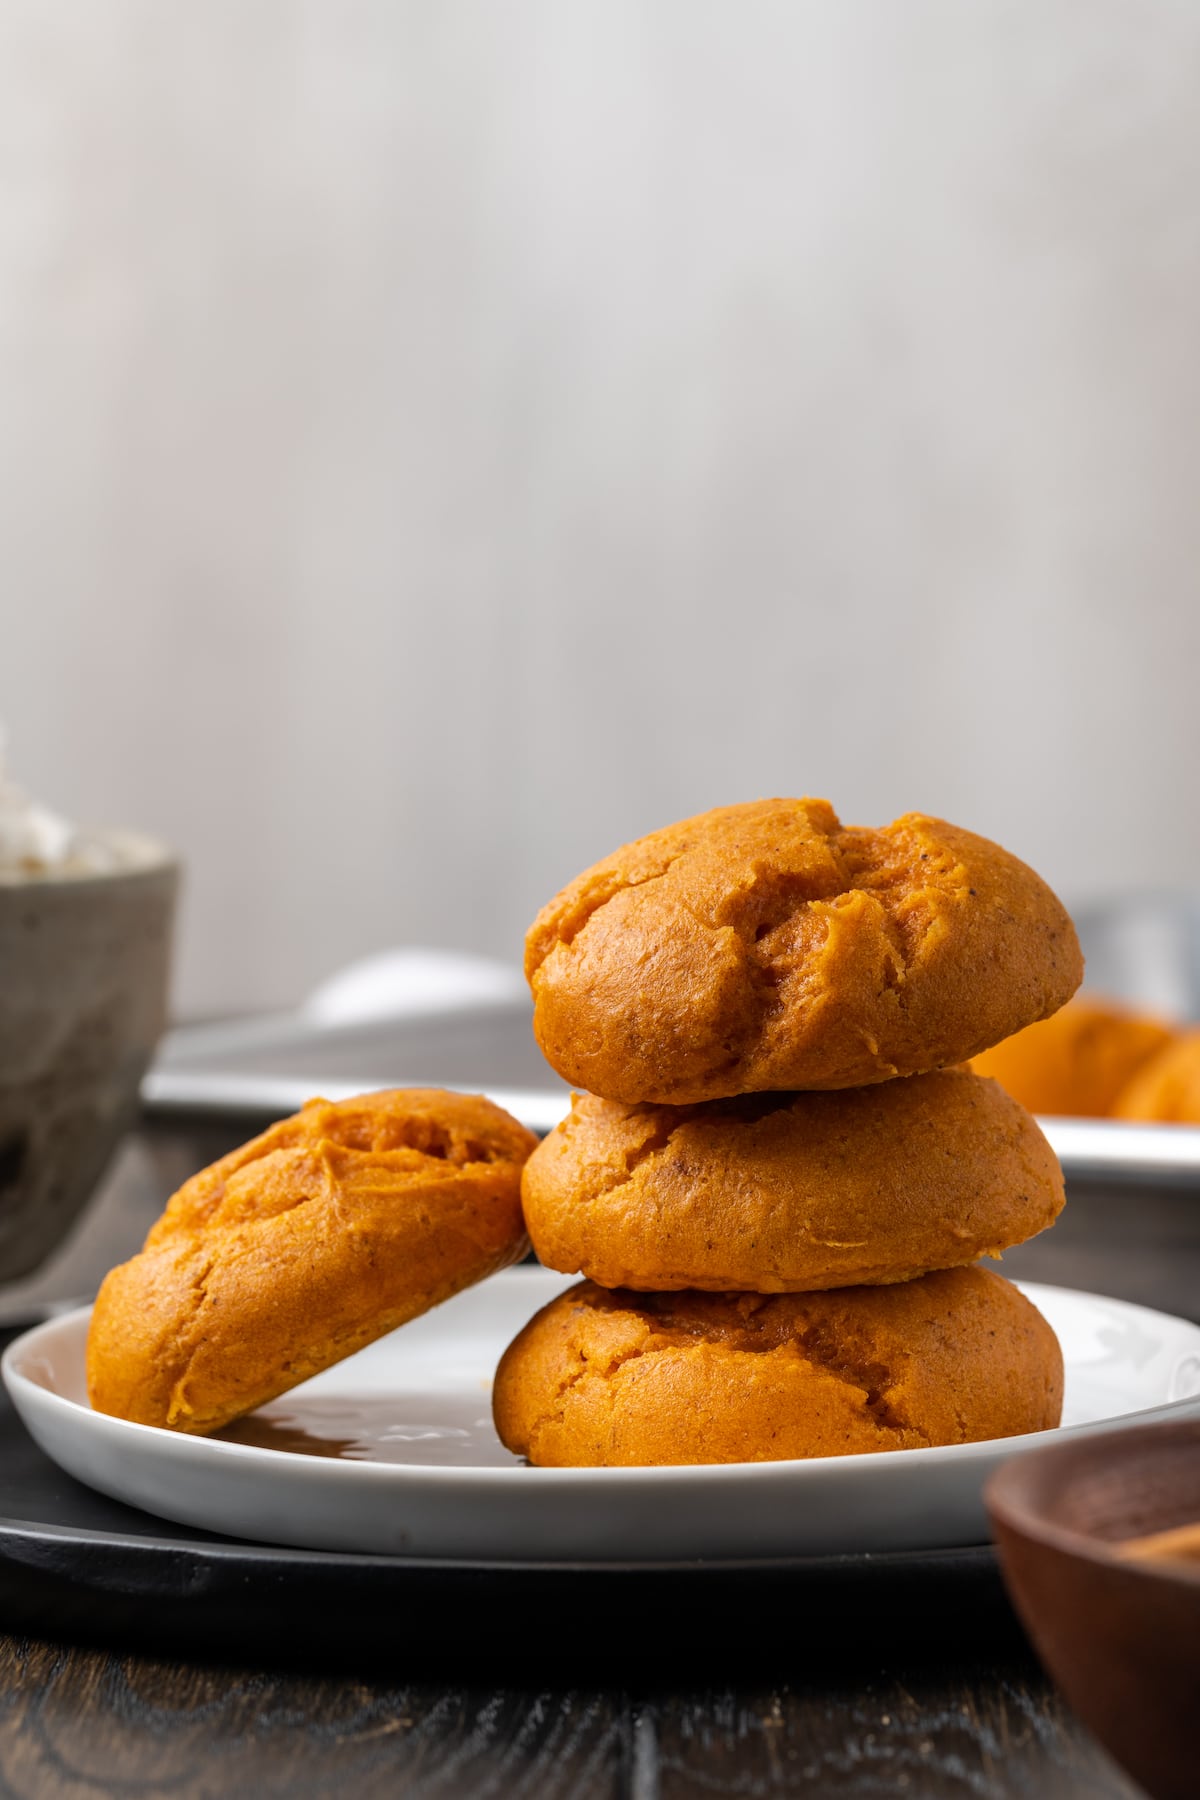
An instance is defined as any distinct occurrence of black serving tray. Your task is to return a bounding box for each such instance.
[0,1329,1019,1676]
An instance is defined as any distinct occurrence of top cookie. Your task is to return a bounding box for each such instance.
[526,799,1082,1103]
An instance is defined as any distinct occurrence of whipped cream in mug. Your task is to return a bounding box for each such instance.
[0,728,118,878]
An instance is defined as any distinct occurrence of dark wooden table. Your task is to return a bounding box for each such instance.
[3,1116,1193,1800]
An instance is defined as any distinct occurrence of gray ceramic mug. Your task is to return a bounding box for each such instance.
[0,834,178,1282]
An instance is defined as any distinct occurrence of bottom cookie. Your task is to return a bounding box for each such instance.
[493,1266,1063,1466]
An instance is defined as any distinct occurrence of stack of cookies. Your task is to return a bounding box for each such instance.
[493,798,1081,1466]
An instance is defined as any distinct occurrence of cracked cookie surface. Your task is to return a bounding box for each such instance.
[86,1089,537,1433]
[521,1068,1064,1292]
[525,799,1082,1103]
[492,1267,1063,1466]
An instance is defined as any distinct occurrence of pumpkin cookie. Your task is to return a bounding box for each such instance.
[525,799,1082,1103]
[971,995,1176,1117]
[493,1267,1063,1466]
[522,1068,1063,1292]
[87,1089,538,1434]
[1113,1029,1200,1123]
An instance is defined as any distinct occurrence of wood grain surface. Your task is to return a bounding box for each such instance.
[0,1637,1141,1800]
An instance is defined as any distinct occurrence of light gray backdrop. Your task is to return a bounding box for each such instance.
[3,2,1198,1014]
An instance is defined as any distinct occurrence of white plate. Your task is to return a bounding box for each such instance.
[5,1270,1200,1564]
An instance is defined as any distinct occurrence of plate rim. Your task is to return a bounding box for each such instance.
[5,1275,1200,1487]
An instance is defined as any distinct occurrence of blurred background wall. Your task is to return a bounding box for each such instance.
[2,0,1199,1016]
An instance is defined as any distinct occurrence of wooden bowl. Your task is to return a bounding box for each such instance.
[986,1419,1200,1800]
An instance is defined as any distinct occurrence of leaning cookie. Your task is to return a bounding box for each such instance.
[87,1089,538,1434]
[522,1069,1063,1292]
[525,798,1082,1103]
[493,1269,1063,1466]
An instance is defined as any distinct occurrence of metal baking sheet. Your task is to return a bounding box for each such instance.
[143,1001,573,1137]
[1037,1118,1200,1186]
[143,1002,1200,1184]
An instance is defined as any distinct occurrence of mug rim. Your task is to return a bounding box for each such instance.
[0,828,179,889]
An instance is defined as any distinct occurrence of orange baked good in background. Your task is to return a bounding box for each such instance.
[971,995,1176,1117]
[525,799,1082,1104]
[493,1268,1064,1467]
[522,1069,1064,1292]
[1112,1029,1200,1123]
[87,1089,538,1434]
